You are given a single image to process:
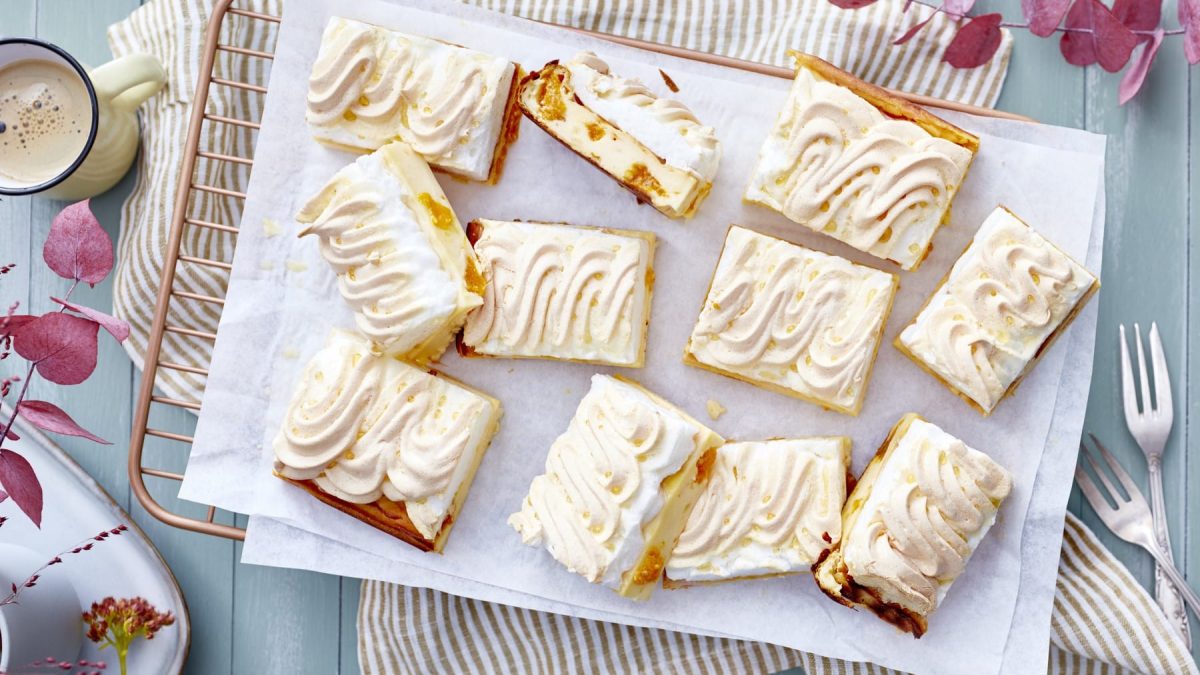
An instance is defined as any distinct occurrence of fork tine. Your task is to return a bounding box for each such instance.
[1134,323,1153,413]
[1089,432,1146,504]
[1075,463,1115,518]
[1080,440,1126,504]
[1119,324,1140,426]
[1149,322,1173,418]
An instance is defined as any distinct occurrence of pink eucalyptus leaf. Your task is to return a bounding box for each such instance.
[42,200,113,286]
[12,313,99,386]
[1112,0,1161,30]
[17,401,110,444]
[0,314,35,337]
[1118,28,1164,103]
[829,0,879,8]
[1023,0,1073,36]
[50,298,130,342]
[1061,0,1138,71]
[894,16,935,44]
[0,450,42,527]
[943,13,1004,68]
[943,0,976,17]
[1182,0,1200,64]
[4,431,17,442]
[0,489,7,503]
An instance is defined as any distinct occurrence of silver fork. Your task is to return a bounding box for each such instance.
[1120,322,1190,645]
[1076,434,1200,617]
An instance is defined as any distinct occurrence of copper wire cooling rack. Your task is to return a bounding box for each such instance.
[127,0,1034,541]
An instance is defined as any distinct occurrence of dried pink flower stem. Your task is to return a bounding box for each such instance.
[0,525,128,608]
[0,280,80,449]
[904,0,1186,35]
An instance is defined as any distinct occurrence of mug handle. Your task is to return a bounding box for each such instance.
[90,53,166,112]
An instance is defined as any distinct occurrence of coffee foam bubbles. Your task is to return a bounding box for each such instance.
[0,59,91,187]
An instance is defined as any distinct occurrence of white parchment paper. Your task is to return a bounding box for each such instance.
[181,0,1108,672]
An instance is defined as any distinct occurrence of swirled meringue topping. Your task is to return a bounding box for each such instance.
[462,220,654,366]
[274,330,500,541]
[296,141,482,362]
[686,226,897,415]
[897,207,1097,414]
[667,438,849,583]
[841,416,1012,617]
[563,52,721,182]
[744,63,974,270]
[509,375,719,591]
[306,17,516,181]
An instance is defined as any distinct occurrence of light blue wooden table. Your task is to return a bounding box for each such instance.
[1,1,1197,672]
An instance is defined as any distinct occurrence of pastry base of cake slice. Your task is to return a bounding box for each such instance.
[480,66,526,185]
[518,63,710,219]
[457,219,656,367]
[611,376,722,600]
[276,386,503,553]
[812,413,928,637]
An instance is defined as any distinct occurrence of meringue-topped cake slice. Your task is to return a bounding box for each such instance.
[684,225,898,416]
[296,141,484,363]
[274,330,502,553]
[895,206,1099,415]
[509,374,723,600]
[306,17,522,183]
[460,219,656,367]
[813,413,1012,637]
[744,52,977,271]
[665,437,850,587]
[518,52,721,219]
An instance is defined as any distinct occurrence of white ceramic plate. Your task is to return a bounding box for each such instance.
[0,403,189,674]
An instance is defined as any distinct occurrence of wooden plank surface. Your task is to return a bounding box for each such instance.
[1,0,1196,673]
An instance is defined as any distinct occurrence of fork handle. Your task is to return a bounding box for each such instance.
[1144,544,1200,619]
[1148,459,1191,646]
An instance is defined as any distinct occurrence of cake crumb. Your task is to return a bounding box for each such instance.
[285,260,308,273]
[705,399,726,420]
[263,218,282,238]
[658,69,679,93]
[282,347,300,359]
[259,260,275,272]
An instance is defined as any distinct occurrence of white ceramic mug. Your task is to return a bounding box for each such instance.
[0,38,165,199]
[0,544,83,672]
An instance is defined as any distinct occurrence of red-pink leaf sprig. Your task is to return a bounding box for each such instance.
[1181,0,1200,63]
[12,313,100,386]
[944,13,1005,67]
[0,450,42,527]
[17,401,110,444]
[42,200,113,286]
[1061,0,1138,71]
[1119,28,1165,102]
[1023,0,1074,36]
[51,297,129,342]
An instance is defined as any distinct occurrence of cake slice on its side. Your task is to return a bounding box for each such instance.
[744,52,978,271]
[895,206,1100,415]
[274,330,502,553]
[306,16,522,183]
[509,374,723,600]
[684,225,898,416]
[813,413,1012,637]
[296,141,484,363]
[460,219,656,367]
[664,437,850,587]
[518,52,721,219]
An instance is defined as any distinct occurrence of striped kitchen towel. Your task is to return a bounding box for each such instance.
[358,514,1197,674]
[106,0,1010,407]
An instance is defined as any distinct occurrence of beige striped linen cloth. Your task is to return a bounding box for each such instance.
[105,0,1194,673]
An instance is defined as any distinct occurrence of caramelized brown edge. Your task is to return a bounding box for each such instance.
[275,474,439,553]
